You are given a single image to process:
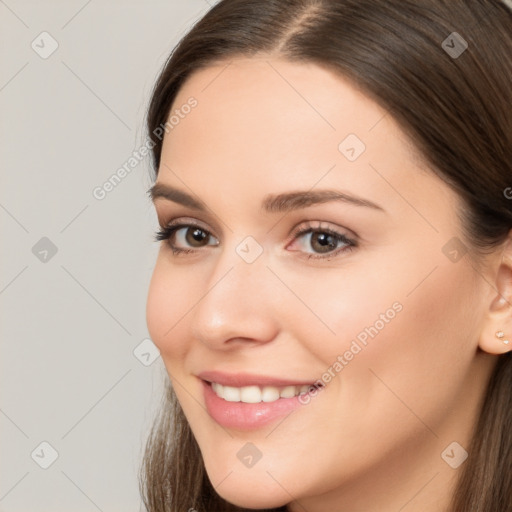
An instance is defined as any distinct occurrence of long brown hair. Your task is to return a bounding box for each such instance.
[139,1,512,510]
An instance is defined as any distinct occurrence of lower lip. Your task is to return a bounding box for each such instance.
[202,380,308,430]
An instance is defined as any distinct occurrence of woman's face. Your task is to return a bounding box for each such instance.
[146,58,496,510]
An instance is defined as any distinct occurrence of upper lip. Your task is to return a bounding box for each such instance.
[197,370,316,388]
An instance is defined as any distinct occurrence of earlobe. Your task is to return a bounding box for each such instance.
[479,325,512,356]
[495,330,510,345]
[478,234,512,355]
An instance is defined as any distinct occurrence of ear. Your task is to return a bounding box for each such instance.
[478,230,512,355]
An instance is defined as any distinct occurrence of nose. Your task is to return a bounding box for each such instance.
[190,252,281,349]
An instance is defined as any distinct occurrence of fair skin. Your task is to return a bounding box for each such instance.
[146,57,512,512]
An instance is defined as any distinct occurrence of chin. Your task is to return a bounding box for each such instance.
[204,465,292,510]
[216,489,290,510]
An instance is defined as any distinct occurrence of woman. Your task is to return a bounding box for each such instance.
[140,1,512,510]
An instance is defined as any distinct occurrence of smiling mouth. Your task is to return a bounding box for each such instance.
[201,376,325,430]
[206,381,314,404]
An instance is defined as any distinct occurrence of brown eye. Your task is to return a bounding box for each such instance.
[287,226,356,259]
[154,223,219,253]
[310,232,338,253]
[184,227,210,247]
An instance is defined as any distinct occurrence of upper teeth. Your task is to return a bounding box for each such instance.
[211,382,311,403]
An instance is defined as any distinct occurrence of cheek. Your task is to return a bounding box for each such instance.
[273,258,405,368]
[280,243,479,415]
[146,256,196,361]
[146,262,170,346]
[342,256,476,426]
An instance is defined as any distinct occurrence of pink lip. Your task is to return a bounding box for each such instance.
[201,380,307,430]
[197,370,317,388]
[198,371,323,430]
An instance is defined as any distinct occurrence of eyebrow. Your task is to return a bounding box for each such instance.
[149,183,204,209]
[262,189,384,213]
[148,183,385,213]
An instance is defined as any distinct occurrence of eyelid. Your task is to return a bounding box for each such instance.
[154,220,220,256]
[162,216,219,237]
[155,217,358,260]
[286,220,357,244]
[284,220,358,260]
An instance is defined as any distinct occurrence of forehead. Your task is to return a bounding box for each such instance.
[169,57,392,153]
[158,57,456,224]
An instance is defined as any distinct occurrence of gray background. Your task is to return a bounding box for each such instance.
[0,1,214,510]
[2,1,512,511]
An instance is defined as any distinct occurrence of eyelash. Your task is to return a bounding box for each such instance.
[153,220,357,260]
[154,221,206,256]
[288,222,357,259]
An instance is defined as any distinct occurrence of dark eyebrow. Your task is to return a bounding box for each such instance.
[148,183,384,213]
[262,189,385,213]
[148,182,206,210]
